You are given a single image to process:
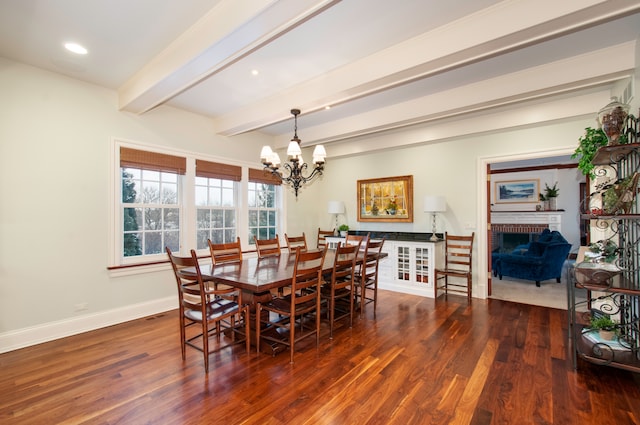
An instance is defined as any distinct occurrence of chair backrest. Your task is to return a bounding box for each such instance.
[317,228,335,249]
[285,233,308,252]
[332,242,360,287]
[346,233,370,251]
[166,247,207,311]
[290,247,326,307]
[361,238,385,282]
[444,232,474,273]
[208,237,242,265]
[254,235,281,258]
[167,246,238,303]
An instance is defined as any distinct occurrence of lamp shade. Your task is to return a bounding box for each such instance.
[424,195,446,212]
[327,201,345,214]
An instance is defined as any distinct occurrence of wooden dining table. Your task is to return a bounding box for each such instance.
[196,247,387,354]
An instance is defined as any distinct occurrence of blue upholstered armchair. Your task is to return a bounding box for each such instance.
[494,230,571,287]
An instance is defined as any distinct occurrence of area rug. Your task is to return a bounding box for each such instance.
[490,276,588,311]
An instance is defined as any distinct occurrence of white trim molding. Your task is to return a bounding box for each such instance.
[0,297,176,354]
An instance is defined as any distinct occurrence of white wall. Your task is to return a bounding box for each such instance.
[0,59,269,352]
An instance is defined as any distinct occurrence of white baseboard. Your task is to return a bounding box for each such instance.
[379,282,434,298]
[0,296,176,354]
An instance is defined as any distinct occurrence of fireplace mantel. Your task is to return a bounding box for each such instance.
[491,211,563,232]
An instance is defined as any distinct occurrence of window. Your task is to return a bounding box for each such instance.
[112,144,283,269]
[195,159,241,249]
[122,168,180,256]
[120,148,185,259]
[196,177,237,248]
[248,181,278,244]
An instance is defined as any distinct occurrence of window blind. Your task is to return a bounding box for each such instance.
[120,147,186,174]
[196,159,241,181]
[249,168,282,185]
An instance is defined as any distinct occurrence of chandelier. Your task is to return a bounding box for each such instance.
[260,109,326,198]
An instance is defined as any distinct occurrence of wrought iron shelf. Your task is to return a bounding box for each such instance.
[568,113,640,372]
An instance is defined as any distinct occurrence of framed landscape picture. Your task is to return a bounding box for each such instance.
[357,175,413,222]
[494,179,539,204]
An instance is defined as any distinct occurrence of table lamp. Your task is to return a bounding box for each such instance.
[424,196,446,241]
[327,201,345,235]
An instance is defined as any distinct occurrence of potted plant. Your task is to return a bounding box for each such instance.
[572,127,628,179]
[544,182,559,210]
[590,315,617,341]
[338,224,349,237]
[386,197,398,215]
[587,239,618,264]
[538,192,545,210]
[602,172,640,215]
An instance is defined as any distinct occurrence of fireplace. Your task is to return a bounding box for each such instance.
[491,211,564,253]
[491,223,550,253]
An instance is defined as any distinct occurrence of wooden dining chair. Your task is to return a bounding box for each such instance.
[435,232,475,303]
[321,241,360,338]
[346,232,370,251]
[354,238,385,316]
[254,235,281,258]
[317,228,335,249]
[166,247,250,373]
[208,237,242,265]
[285,233,308,252]
[256,247,327,363]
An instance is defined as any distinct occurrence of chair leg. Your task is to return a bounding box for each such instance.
[329,293,335,339]
[290,314,295,364]
[255,303,261,356]
[244,306,251,354]
[315,297,321,348]
[373,281,378,317]
[202,321,209,374]
[179,316,186,361]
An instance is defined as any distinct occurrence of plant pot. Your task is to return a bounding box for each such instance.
[547,197,557,211]
[340,231,347,237]
[599,329,615,341]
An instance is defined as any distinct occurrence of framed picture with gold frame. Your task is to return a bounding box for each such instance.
[357,175,413,222]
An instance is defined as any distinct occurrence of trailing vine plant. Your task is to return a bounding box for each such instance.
[572,127,628,179]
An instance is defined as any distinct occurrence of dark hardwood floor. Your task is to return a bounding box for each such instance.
[2,291,640,424]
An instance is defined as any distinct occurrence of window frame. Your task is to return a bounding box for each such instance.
[109,139,284,273]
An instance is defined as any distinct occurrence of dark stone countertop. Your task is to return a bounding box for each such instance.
[347,230,444,242]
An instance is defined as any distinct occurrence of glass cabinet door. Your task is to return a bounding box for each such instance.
[396,245,410,281]
[415,246,430,283]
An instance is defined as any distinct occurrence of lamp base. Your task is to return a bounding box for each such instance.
[430,212,439,241]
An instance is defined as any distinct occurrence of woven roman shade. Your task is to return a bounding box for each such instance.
[120,147,186,174]
[196,159,241,181]
[249,168,282,185]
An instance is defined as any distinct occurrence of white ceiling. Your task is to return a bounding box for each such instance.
[1,0,639,154]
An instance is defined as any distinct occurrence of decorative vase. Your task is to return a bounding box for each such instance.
[598,97,630,145]
[340,230,347,237]
[548,197,557,211]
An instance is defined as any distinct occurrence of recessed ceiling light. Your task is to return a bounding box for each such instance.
[325,106,331,110]
[64,43,88,55]
[251,69,259,76]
